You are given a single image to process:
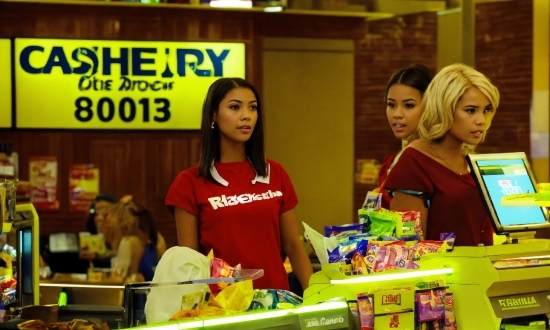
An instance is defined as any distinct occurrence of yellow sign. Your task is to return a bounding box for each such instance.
[498,296,539,310]
[0,39,12,128]
[15,38,246,129]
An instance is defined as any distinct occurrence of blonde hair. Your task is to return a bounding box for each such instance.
[106,200,157,245]
[418,63,500,152]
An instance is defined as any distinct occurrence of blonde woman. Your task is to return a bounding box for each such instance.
[384,63,500,246]
[108,197,166,281]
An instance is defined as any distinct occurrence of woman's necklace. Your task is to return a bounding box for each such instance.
[430,143,465,175]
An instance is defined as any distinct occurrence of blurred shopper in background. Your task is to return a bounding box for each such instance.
[81,192,117,268]
[108,196,166,281]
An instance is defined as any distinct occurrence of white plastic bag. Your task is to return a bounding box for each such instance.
[144,246,210,324]
[302,222,329,265]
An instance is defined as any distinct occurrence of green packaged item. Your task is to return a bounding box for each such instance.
[369,217,396,239]
[357,208,372,233]
[368,210,403,237]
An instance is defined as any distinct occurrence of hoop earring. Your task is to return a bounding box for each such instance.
[211,122,215,129]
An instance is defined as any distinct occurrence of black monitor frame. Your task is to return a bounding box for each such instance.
[467,152,550,236]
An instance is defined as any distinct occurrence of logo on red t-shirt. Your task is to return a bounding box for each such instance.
[208,190,283,210]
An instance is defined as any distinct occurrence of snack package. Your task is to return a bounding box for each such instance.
[274,289,303,306]
[369,218,397,239]
[416,290,435,322]
[2,287,15,306]
[397,210,423,238]
[249,289,278,310]
[409,241,446,261]
[210,258,235,278]
[432,288,446,320]
[214,279,255,312]
[357,209,372,233]
[324,223,363,237]
[365,241,396,273]
[440,233,456,251]
[444,293,458,330]
[362,191,382,210]
[351,252,369,274]
[357,293,374,330]
[372,242,408,273]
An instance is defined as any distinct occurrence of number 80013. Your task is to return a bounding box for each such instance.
[74,96,171,123]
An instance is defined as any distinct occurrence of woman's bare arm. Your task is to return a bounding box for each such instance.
[280,209,313,289]
[175,207,199,251]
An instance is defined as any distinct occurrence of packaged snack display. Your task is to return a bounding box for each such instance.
[444,293,457,330]
[373,289,415,330]
[357,293,374,330]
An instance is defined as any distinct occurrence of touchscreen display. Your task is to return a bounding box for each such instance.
[477,159,547,226]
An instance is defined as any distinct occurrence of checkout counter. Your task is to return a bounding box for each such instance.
[117,152,550,330]
[303,152,550,329]
[4,152,550,329]
[302,241,550,330]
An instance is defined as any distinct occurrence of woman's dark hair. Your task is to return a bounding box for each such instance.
[130,207,158,246]
[198,77,266,182]
[86,192,117,234]
[385,64,433,100]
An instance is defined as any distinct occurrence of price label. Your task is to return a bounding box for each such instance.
[0,39,11,128]
[15,38,245,129]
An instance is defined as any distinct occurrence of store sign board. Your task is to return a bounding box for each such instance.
[15,38,245,129]
[489,291,550,319]
[0,39,12,128]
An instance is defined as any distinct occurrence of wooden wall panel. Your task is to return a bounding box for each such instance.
[0,0,368,244]
[89,140,132,198]
[474,0,533,157]
[0,130,201,248]
[353,12,438,218]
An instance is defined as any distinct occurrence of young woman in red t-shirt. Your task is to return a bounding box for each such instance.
[375,64,432,209]
[384,63,500,246]
[166,78,312,291]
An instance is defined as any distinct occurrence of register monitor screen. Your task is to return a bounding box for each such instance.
[466,152,550,235]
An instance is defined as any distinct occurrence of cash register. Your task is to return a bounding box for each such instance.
[410,152,550,329]
[303,152,550,330]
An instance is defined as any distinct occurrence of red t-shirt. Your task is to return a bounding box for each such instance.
[165,159,298,290]
[383,148,493,246]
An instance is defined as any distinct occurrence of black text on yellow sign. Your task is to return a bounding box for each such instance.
[0,39,11,128]
[15,38,246,129]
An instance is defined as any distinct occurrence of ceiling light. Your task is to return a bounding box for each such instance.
[210,0,253,9]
